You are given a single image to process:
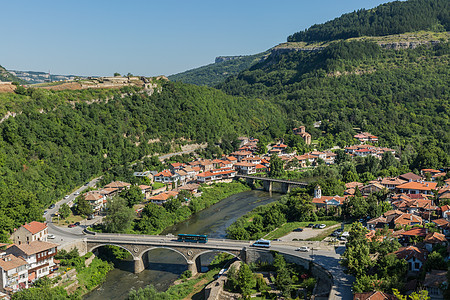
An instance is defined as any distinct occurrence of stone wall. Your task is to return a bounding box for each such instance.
[58,239,88,256]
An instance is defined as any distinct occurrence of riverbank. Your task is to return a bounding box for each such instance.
[84,190,282,300]
[135,181,251,235]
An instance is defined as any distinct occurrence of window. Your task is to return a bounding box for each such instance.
[414,262,420,270]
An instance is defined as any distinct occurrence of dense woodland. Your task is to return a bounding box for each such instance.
[168,52,267,86]
[0,82,283,242]
[288,0,449,42]
[218,41,449,169]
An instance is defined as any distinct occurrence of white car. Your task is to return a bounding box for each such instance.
[319,224,326,229]
[64,195,69,199]
[75,192,80,195]
[47,234,56,239]
[296,246,310,252]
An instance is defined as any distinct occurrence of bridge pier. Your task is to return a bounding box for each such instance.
[263,180,272,192]
[281,182,291,194]
[246,178,256,188]
[187,260,198,276]
[134,257,145,274]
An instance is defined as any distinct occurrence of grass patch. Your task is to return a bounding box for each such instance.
[152,182,165,189]
[264,221,340,240]
[52,212,84,226]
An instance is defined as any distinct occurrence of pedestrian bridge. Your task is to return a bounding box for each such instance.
[84,232,249,274]
[235,175,308,193]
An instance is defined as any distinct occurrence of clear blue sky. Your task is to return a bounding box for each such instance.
[1,0,390,77]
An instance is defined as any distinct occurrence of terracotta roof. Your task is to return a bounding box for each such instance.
[227,156,237,161]
[255,164,267,169]
[104,181,131,188]
[0,254,27,271]
[11,241,58,256]
[380,177,407,186]
[100,187,118,194]
[345,182,364,189]
[84,192,103,201]
[396,181,437,191]
[401,228,427,237]
[399,172,423,182]
[22,221,47,235]
[170,162,186,168]
[149,191,178,201]
[312,195,348,205]
[394,213,422,226]
[138,185,151,190]
[230,150,252,156]
[421,169,440,173]
[273,144,287,148]
[353,291,396,300]
[395,245,427,263]
[384,210,404,216]
[424,232,447,244]
[440,205,450,212]
[154,170,174,178]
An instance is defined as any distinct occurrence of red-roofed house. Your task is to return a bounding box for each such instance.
[83,192,106,213]
[354,132,378,144]
[424,232,448,252]
[396,181,437,195]
[439,205,450,220]
[353,291,396,300]
[154,170,178,184]
[395,246,428,272]
[149,191,179,205]
[6,241,58,284]
[11,222,48,245]
[196,168,236,183]
[0,254,28,292]
[394,213,423,227]
[229,151,252,162]
[234,162,256,175]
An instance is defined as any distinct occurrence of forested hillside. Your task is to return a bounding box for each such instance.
[168,52,267,86]
[0,65,25,84]
[0,82,285,241]
[288,0,449,42]
[219,40,449,168]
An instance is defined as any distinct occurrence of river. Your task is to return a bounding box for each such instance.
[84,190,282,300]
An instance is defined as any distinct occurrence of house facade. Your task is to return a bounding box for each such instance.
[11,222,48,245]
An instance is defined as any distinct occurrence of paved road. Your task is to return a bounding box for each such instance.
[44,177,103,244]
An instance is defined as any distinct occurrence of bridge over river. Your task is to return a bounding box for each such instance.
[80,231,353,299]
[235,175,308,193]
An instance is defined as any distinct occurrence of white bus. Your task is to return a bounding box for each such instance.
[252,239,271,248]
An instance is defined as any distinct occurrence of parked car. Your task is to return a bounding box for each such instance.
[332,229,342,237]
[49,204,55,209]
[64,195,69,199]
[339,236,348,242]
[319,224,326,229]
[68,224,76,228]
[74,222,81,226]
[47,234,56,239]
[293,228,303,232]
[313,224,320,229]
[296,246,310,252]
[75,192,80,195]
[341,231,350,238]
[87,215,94,220]
[308,223,315,228]
[43,210,48,215]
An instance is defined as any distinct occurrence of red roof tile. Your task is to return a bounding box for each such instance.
[23,221,47,235]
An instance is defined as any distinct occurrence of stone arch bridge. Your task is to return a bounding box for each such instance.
[84,233,248,274]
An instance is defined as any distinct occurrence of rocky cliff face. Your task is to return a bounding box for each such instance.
[378,40,441,50]
[215,56,248,63]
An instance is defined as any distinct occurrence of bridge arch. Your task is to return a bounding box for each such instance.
[192,249,242,263]
[87,243,135,258]
[138,246,189,263]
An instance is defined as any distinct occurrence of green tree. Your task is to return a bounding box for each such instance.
[341,222,373,277]
[269,154,285,177]
[120,185,143,207]
[104,197,134,233]
[237,263,255,297]
[76,197,93,217]
[59,203,71,219]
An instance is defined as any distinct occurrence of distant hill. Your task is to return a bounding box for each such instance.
[288,0,449,42]
[0,65,26,84]
[8,70,85,84]
[168,52,268,86]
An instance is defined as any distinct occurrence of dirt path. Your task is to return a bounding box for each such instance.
[182,278,209,300]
